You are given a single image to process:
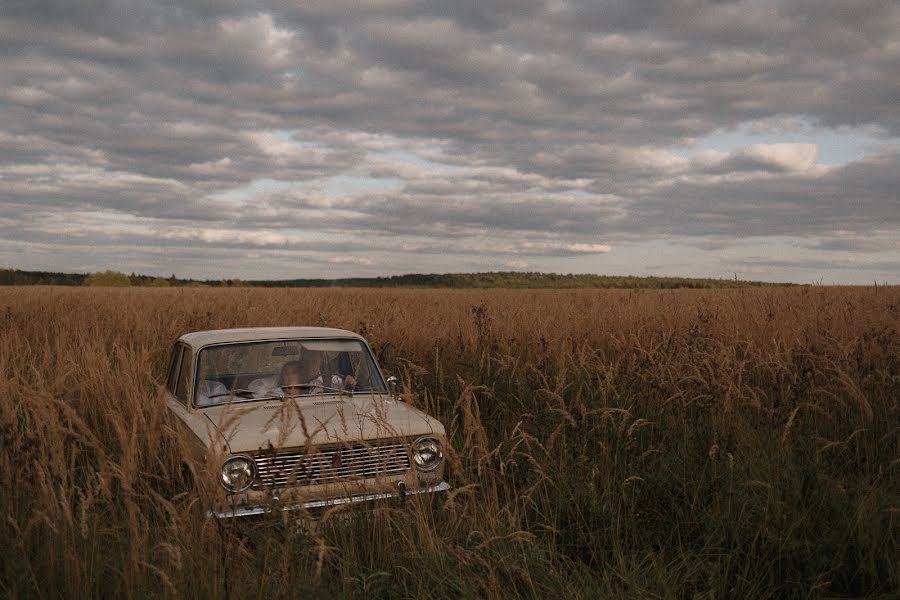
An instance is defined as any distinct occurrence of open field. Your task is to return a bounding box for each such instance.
[1,286,898,598]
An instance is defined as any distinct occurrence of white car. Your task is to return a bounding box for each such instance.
[162,327,450,518]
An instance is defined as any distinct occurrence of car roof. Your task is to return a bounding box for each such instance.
[178,327,364,348]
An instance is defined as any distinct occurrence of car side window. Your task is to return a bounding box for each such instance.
[166,345,183,394]
[175,347,193,403]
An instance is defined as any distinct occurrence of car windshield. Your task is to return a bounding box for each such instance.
[193,338,387,407]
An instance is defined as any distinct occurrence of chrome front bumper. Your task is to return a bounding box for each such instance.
[209,481,451,519]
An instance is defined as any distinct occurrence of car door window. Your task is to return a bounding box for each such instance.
[166,345,183,394]
[175,347,193,403]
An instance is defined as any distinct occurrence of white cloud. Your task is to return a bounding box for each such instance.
[565,243,612,253]
[327,255,374,265]
[504,260,530,269]
[518,241,612,255]
[738,143,818,171]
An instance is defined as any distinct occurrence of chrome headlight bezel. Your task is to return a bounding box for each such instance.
[411,436,444,472]
[221,454,256,493]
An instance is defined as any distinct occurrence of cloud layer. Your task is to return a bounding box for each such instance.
[2,1,898,282]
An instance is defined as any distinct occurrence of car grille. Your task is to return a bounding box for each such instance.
[252,441,411,489]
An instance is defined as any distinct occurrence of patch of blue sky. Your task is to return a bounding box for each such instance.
[214,175,401,206]
[215,178,293,203]
[569,189,613,199]
[323,175,402,197]
[280,67,306,81]
[372,148,453,171]
[269,129,324,148]
[675,118,897,166]
[557,235,899,285]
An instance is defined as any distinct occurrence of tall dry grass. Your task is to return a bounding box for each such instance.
[1,286,898,598]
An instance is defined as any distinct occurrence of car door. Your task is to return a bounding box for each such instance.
[165,343,207,461]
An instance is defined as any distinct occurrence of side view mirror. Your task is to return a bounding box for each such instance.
[386,376,400,400]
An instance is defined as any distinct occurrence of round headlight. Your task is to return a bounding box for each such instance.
[412,437,444,471]
[221,455,256,493]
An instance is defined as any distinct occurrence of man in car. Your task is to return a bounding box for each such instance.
[278,354,356,396]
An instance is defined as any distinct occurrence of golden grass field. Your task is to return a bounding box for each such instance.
[1,286,898,598]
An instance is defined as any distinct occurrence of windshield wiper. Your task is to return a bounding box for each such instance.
[278,385,353,398]
[318,385,353,397]
[207,388,255,399]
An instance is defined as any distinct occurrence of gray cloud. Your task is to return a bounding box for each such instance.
[601,149,898,240]
[1,1,898,282]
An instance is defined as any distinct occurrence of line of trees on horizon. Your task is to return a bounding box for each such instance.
[0,269,248,288]
[0,267,789,289]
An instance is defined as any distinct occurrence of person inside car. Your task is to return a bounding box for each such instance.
[277,354,357,396]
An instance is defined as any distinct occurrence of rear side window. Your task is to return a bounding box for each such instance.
[175,348,193,402]
[166,345,183,394]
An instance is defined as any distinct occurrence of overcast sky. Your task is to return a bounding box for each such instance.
[2,1,898,283]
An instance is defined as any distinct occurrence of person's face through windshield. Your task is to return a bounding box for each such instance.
[280,364,303,395]
[279,354,321,395]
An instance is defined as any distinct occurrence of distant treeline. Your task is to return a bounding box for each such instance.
[0,269,239,287]
[1,268,88,286]
[1,267,789,289]
[249,271,786,289]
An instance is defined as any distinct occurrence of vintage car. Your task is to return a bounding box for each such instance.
[162,327,450,518]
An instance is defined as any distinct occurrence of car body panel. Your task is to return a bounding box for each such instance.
[201,395,439,453]
[179,326,364,348]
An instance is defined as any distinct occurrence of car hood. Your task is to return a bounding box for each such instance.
[199,394,442,453]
